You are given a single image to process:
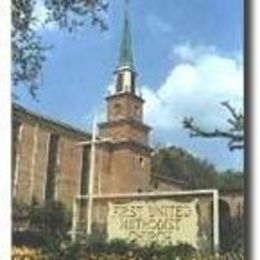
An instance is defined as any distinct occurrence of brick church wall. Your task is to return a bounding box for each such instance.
[31,128,50,203]
[107,93,143,122]
[99,123,148,145]
[14,121,35,204]
[12,104,90,211]
[96,146,150,194]
[57,137,82,210]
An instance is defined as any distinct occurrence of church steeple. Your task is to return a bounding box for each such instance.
[115,0,136,94]
[118,0,134,69]
[98,0,152,195]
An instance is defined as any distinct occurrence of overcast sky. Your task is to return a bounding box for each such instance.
[14,0,244,171]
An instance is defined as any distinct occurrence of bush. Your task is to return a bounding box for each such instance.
[107,239,134,255]
[29,200,70,236]
[12,230,46,248]
[47,235,199,259]
[12,242,245,260]
[12,200,72,257]
[85,233,108,253]
[12,246,47,260]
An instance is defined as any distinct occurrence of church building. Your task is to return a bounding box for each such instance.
[12,3,243,226]
[12,2,185,212]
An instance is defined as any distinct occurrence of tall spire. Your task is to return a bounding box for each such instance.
[114,0,136,94]
[118,0,134,70]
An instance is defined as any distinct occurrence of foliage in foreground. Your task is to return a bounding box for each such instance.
[12,239,244,260]
[12,246,47,260]
[12,199,71,255]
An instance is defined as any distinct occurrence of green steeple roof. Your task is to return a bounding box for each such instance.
[118,1,134,69]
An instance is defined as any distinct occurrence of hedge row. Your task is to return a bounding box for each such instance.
[12,240,244,260]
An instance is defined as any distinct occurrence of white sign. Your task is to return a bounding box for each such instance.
[107,199,199,247]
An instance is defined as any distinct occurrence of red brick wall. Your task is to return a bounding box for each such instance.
[100,123,148,144]
[107,94,143,122]
[12,115,86,211]
[31,128,49,203]
[57,137,82,210]
[97,146,150,194]
[14,122,35,203]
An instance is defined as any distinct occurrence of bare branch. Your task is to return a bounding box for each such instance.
[221,101,240,120]
[229,144,244,151]
[183,102,244,151]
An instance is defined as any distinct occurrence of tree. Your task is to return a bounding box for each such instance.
[151,146,219,189]
[12,0,109,98]
[183,101,244,151]
[217,169,244,191]
[151,145,244,191]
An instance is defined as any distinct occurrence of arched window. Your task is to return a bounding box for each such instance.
[139,156,144,167]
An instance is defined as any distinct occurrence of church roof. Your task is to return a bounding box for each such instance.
[12,103,91,140]
[151,173,186,186]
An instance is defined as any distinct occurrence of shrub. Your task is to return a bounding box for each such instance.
[12,246,47,259]
[12,200,72,257]
[12,242,245,260]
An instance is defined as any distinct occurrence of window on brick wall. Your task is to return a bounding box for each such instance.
[12,120,22,184]
[80,145,90,195]
[139,156,144,167]
[45,134,59,202]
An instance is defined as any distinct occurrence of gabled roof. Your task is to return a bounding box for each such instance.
[12,103,91,140]
[151,173,186,186]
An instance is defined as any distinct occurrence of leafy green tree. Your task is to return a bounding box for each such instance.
[217,169,244,191]
[151,145,244,191]
[12,0,109,98]
[151,146,218,189]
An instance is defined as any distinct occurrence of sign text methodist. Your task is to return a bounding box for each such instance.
[107,199,199,247]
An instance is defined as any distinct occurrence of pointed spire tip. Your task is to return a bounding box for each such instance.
[117,0,134,70]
